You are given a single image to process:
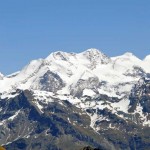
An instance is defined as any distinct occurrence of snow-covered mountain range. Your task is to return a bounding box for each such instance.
[0,49,150,150]
[1,49,150,95]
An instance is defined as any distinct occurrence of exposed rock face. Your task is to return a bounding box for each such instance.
[0,87,149,150]
[80,146,102,150]
[70,76,99,97]
[39,70,65,92]
[0,90,116,150]
[0,73,4,80]
[128,77,150,113]
[124,66,146,78]
[82,49,111,68]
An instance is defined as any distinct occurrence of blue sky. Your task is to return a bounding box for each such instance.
[0,0,150,75]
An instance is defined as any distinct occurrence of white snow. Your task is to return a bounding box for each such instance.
[0,92,19,99]
[144,55,150,62]
[83,89,96,97]
[111,99,130,113]
[8,110,21,121]
[68,117,71,123]
[0,110,21,126]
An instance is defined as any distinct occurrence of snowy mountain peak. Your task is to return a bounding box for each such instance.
[120,52,141,62]
[81,48,111,64]
[46,51,73,61]
[45,49,111,67]
[82,48,106,57]
[45,51,76,61]
[112,52,142,65]
[0,48,149,94]
[83,48,103,54]
[144,55,150,62]
[123,52,134,57]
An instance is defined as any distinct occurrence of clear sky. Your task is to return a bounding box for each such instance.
[0,0,150,75]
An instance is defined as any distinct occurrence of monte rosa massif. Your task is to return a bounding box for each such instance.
[0,49,150,150]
